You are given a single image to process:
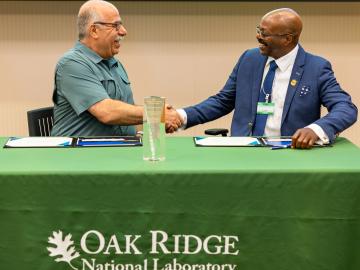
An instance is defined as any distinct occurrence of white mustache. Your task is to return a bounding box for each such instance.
[115,36,124,42]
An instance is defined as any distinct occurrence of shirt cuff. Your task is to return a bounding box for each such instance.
[176,109,188,130]
[306,124,329,145]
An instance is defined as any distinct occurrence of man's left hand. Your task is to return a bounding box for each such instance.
[291,128,319,149]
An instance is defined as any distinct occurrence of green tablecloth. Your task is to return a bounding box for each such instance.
[0,137,359,270]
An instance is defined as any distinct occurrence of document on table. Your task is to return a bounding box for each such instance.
[4,136,142,148]
[194,136,261,147]
[194,136,327,149]
[4,137,73,148]
[261,137,326,149]
[262,138,292,147]
[75,136,142,147]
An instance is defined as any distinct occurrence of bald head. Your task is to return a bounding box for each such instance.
[256,8,303,59]
[77,0,118,40]
[263,8,303,43]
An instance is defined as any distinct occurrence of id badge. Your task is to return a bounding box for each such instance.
[257,102,275,115]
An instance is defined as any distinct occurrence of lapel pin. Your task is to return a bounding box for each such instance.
[290,79,297,87]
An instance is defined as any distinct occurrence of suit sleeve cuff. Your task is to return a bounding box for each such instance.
[177,109,188,130]
[306,124,330,145]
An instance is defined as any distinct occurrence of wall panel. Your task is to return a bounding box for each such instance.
[0,1,359,144]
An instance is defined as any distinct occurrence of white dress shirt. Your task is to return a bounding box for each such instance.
[178,45,329,144]
[262,46,299,137]
[263,45,328,144]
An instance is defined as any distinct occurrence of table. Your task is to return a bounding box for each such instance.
[0,137,359,270]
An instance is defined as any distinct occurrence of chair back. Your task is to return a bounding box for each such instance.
[204,128,229,137]
[27,107,54,136]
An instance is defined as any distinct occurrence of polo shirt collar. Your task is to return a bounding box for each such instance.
[106,57,118,68]
[75,41,118,67]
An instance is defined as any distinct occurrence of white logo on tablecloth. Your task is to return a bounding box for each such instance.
[47,230,239,270]
[47,230,80,270]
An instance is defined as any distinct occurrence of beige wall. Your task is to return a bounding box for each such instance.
[0,1,359,145]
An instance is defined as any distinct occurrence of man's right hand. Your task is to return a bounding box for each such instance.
[165,104,184,133]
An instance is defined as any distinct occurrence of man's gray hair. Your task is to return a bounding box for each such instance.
[77,0,119,40]
[77,6,99,40]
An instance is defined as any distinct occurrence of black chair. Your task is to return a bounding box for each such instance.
[204,128,229,137]
[27,107,54,136]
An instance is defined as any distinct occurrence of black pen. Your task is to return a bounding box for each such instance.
[271,145,291,150]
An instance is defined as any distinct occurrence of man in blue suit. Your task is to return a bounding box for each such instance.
[176,8,357,149]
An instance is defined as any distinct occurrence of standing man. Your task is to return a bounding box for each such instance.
[52,0,181,136]
[177,8,357,148]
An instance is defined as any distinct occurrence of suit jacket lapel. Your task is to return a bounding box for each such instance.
[251,56,267,118]
[281,45,306,125]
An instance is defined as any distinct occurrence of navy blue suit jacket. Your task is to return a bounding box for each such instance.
[184,46,357,143]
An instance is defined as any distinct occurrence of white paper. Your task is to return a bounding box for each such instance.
[5,137,72,147]
[195,137,261,146]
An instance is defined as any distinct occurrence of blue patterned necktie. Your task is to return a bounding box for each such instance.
[252,60,278,136]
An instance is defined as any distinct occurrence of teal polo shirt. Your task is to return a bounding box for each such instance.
[51,41,136,136]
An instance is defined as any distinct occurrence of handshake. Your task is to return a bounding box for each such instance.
[164,104,184,133]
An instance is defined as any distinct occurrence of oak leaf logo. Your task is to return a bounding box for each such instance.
[47,230,80,270]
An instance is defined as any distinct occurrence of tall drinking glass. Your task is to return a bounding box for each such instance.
[143,96,166,161]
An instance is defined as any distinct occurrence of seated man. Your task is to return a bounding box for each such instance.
[52,0,181,136]
[177,8,357,149]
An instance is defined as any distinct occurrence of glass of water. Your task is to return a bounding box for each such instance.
[143,96,166,161]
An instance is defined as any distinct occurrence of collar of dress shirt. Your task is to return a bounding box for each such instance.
[265,44,299,72]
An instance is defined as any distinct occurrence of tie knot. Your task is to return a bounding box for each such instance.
[269,60,278,71]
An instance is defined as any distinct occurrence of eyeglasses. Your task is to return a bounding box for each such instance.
[256,26,292,38]
[93,21,124,31]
